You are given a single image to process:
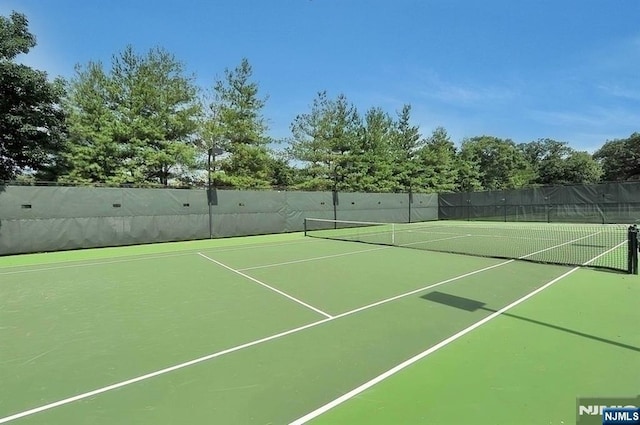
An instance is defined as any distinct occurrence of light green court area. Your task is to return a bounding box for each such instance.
[307,268,640,425]
[1,226,638,424]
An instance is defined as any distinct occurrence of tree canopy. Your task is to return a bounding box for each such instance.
[203,58,273,189]
[0,12,66,180]
[593,133,640,181]
[2,9,637,193]
[61,46,200,186]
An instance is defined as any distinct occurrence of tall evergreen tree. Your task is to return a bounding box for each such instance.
[204,58,272,188]
[416,127,458,192]
[348,107,395,192]
[288,91,361,191]
[63,46,200,185]
[390,104,424,191]
[61,62,121,183]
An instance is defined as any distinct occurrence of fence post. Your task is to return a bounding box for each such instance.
[502,197,507,222]
[466,198,471,221]
[332,189,338,229]
[408,188,413,223]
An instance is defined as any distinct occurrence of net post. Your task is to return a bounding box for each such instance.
[628,225,638,275]
[304,218,307,237]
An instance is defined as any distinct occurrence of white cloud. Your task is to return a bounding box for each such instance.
[417,73,518,107]
[529,107,640,130]
[597,83,640,101]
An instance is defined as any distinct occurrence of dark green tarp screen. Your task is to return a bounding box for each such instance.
[0,186,438,255]
[438,182,640,224]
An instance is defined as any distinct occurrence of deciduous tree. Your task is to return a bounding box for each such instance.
[593,133,640,181]
[457,136,533,190]
[519,138,601,185]
[0,11,66,180]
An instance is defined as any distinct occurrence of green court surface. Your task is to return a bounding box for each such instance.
[0,222,638,424]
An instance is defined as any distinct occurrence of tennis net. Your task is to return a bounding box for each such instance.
[304,218,639,274]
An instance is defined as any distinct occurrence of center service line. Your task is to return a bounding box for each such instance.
[288,241,624,425]
[197,252,334,319]
[0,258,515,424]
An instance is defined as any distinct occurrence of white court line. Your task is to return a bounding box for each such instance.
[238,246,391,271]
[0,258,516,424]
[239,235,469,272]
[197,252,334,319]
[422,223,627,232]
[290,270,578,424]
[406,228,560,241]
[0,252,195,276]
[0,232,615,424]
[288,240,626,425]
[399,234,472,247]
[0,239,317,276]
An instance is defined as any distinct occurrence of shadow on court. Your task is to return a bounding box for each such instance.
[421,291,640,353]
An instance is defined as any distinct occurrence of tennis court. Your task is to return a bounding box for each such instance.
[1,220,638,424]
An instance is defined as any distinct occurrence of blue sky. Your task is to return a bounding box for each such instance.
[2,0,639,152]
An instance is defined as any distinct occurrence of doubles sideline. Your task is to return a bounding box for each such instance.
[0,258,516,424]
[0,231,615,423]
[288,240,626,424]
[0,238,317,275]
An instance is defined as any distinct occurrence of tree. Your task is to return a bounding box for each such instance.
[593,133,640,181]
[346,107,394,192]
[416,127,458,192]
[288,91,361,191]
[519,138,601,185]
[63,46,201,185]
[268,150,297,187]
[457,136,533,190]
[390,104,424,191]
[0,11,66,180]
[204,58,272,188]
[455,147,483,192]
[112,46,200,185]
[563,151,602,184]
[61,61,121,183]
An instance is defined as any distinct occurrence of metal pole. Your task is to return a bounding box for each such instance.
[332,162,338,228]
[208,147,213,239]
[408,186,412,223]
[503,198,507,222]
[332,187,338,229]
